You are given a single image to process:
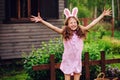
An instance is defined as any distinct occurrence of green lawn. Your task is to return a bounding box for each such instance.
[0,70,27,80]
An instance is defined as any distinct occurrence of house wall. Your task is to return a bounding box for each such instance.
[0,21,62,59]
[59,0,65,19]
[0,0,65,59]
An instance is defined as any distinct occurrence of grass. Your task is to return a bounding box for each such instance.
[0,70,27,80]
[106,53,120,59]
[106,53,120,69]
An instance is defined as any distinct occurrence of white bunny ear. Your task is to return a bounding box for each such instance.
[64,8,71,18]
[72,7,78,17]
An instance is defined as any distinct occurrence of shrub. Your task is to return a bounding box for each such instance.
[23,37,110,80]
[102,36,120,55]
[106,66,120,78]
[23,38,64,80]
[23,23,120,79]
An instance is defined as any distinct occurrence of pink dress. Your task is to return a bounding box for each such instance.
[60,33,83,75]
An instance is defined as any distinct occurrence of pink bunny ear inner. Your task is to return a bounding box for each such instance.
[64,8,71,18]
[72,7,78,17]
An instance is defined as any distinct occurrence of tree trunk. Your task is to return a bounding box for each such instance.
[94,6,97,18]
[117,0,120,20]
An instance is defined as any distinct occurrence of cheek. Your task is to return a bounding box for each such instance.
[68,24,71,28]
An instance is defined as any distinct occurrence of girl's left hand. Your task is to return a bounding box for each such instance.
[102,8,112,16]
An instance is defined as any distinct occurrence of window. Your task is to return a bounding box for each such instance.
[6,0,31,21]
[5,0,58,22]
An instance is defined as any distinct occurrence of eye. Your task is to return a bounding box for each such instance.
[69,22,73,24]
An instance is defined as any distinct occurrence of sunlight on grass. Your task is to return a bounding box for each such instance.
[106,53,120,59]
[0,71,27,80]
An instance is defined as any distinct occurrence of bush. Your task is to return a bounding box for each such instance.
[23,38,64,80]
[23,37,111,80]
[23,23,120,80]
[106,66,120,78]
[102,36,120,55]
[77,5,92,18]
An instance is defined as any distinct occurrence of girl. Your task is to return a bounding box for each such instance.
[30,7,111,80]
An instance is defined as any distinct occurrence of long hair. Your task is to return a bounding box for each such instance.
[62,16,86,40]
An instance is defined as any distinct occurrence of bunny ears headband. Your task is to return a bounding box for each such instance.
[64,7,78,18]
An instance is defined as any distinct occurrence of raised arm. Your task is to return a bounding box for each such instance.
[82,9,111,30]
[30,12,63,34]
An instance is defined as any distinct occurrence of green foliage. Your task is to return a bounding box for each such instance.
[106,66,120,78]
[0,64,27,80]
[77,5,92,18]
[0,71,27,80]
[23,23,120,80]
[104,37,120,54]
[23,38,64,80]
[85,23,120,56]
[66,0,113,18]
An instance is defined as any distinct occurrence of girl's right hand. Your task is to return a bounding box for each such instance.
[30,12,43,23]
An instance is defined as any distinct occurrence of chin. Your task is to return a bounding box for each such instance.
[71,29,77,31]
[71,28,77,31]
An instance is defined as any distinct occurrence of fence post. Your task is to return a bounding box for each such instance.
[84,52,90,80]
[83,18,88,26]
[100,51,105,73]
[50,54,56,80]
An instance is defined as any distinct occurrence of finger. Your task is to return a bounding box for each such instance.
[30,18,35,21]
[107,10,112,15]
[31,15,36,18]
[108,12,112,16]
[104,7,106,11]
[38,12,40,17]
[30,19,34,21]
[106,8,111,12]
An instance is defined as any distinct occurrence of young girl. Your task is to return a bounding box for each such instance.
[30,7,111,80]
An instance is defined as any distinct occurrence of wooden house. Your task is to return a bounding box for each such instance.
[0,0,66,60]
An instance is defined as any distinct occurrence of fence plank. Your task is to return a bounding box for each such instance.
[89,60,100,66]
[106,59,120,64]
[101,51,105,73]
[50,54,56,80]
[32,64,49,70]
[32,51,120,80]
[84,52,90,80]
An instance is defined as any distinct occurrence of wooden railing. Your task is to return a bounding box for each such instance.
[32,51,120,80]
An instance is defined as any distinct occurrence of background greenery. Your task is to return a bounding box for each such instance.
[22,22,120,80]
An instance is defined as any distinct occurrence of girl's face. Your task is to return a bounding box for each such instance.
[68,17,78,31]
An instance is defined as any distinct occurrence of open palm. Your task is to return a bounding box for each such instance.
[103,8,112,16]
[30,12,42,23]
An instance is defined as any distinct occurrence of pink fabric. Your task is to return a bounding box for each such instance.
[60,33,83,75]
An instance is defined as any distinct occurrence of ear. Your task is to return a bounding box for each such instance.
[72,7,78,17]
[64,8,71,18]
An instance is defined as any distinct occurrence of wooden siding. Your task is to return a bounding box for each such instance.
[0,20,63,59]
[58,0,65,19]
[0,0,65,59]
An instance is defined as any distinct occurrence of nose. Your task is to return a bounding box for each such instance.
[73,22,76,26]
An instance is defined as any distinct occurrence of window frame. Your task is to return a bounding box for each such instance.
[9,0,31,21]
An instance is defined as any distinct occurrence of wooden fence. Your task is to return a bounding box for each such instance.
[32,51,120,80]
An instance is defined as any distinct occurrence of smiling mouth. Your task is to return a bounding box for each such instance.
[71,26,77,29]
